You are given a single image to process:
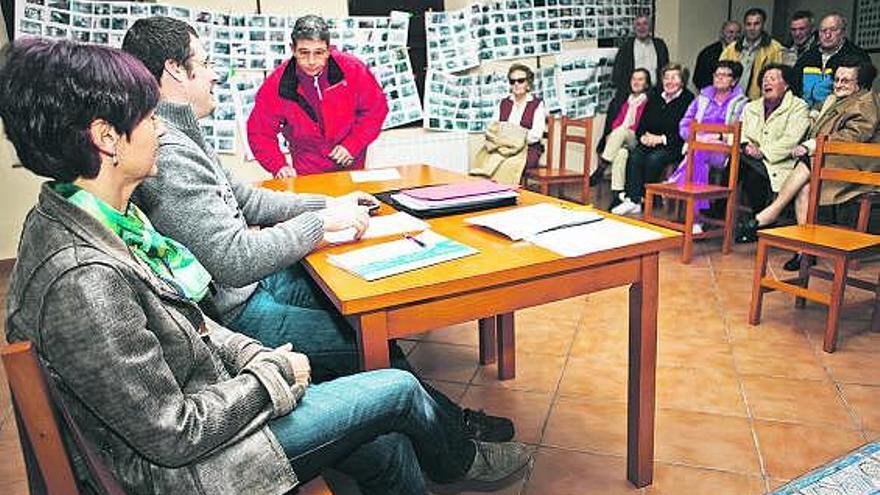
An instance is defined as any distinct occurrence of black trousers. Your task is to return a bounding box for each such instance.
[624,144,680,202]
[737,148,773,212]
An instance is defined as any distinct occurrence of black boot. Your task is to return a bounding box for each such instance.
[783,253,817,272]
[462,408,515,442]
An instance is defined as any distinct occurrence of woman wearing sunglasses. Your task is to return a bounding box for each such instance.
[471,64,546,184]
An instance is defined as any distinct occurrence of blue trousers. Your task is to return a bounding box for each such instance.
[270,369,475,495]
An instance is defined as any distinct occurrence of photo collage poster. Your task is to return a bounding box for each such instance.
[200,82,239,154]
[426,0,650,72]
[15,1,423,153]
[423,47,615,132]
[856,0,880,51]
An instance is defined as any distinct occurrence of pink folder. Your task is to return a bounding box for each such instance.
[402,180,516,201]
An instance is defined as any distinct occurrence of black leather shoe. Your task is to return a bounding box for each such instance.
[735,217,760,243]
[462,408,515,443]
[783,253,817,272]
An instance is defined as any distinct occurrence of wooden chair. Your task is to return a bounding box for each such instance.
[1,341,334,495]
[524,115,592,204]
[643,122,742,264]
[748,137,880,352]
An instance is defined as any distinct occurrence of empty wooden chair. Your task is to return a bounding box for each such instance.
[748,137,880,352]
[643,122,742,263]
[1,341,334,494]
[524,115,593,204]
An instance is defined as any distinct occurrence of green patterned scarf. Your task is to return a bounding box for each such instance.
[53,182,212,302]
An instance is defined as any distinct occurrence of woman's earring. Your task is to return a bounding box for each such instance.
[112,150,119,167]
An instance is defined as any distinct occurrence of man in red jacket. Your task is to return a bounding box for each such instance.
[248,15,388,177]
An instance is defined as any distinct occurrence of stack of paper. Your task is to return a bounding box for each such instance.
[390,180,518,214]
[529,217,664,257]
[327,231,478,281]
[323,212,429,244]
[465,203,603,240]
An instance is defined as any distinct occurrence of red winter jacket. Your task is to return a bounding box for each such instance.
[247,49,388,175]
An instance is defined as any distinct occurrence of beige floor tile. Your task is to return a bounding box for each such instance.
[731,338,827,380]
[656,366,747,417]
[741,375,858,429]
[753,419,868,480]
[644,463,766,495]
[543,398,628,456]
[510,318,578,357]
[0,419,27,489]
[558,356,627,403]
[460,386,552,444]
[407,342,479,384]
[840,384,880,431]
[417,322,479,347]
[524,448,640,495]
[472,352,565,393]
[0,480,28,495]
[655,409,762,475]
[657,338,735,370]
[820,351,880,385]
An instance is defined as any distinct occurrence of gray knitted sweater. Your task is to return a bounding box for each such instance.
[133,101,327,321]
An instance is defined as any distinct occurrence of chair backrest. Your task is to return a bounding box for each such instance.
[807,136,880,223]
[682,121,742,188]
[545,115,592,173]
[2,341,126,495]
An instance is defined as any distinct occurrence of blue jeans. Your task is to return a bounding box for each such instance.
[228,266,465,433]
[269,369,475,495]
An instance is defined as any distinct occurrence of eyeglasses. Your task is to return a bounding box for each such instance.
[190,57,215,70]
[509,77,528,85]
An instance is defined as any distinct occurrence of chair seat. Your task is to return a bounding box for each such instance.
[645,182,731,198]
[525,167,586,180]
[759,224,880,252]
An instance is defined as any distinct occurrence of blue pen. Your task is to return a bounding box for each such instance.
[405,234,427,248]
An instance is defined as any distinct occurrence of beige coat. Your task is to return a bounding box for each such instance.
[470,121,528,186]
[801,89,880,205]
[740,90,810,191]
[720,38,784,100]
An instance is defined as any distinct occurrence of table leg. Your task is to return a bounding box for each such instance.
[353,312,391,370]
[497,313,516,380]
[627,253,658,487]
[479,317,497,365]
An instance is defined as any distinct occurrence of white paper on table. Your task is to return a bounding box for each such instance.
[529,217,663,257]
[323,212,429,244]
[350,168,401,183]
[465,203,602,240]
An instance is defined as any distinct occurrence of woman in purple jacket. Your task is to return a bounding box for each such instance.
[667,60,748,232]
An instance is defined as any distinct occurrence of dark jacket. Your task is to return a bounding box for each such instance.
[6,184,298,494]
[693,40,724,90]
[793,39,870,109]
[636,87,695,155]
[611,37,670,95]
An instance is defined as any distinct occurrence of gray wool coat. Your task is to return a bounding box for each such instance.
[6,184,298,494]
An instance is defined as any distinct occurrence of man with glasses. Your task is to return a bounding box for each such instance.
[248,15,388,177]
[793,12,870,110]
[123,15,518,448]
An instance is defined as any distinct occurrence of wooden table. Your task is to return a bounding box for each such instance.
[263,164,681,487]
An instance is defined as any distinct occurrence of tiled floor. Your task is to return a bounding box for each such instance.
[1,239,878,494]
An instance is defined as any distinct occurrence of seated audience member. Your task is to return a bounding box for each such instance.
[247,15,388,177]
[738,57,880,271]
[693,20,741,90]
[665,60,747,233]
[611,13,669,96]
[0,38,530,495]
[794,12,870,110]
[612,63,695,215]
[471,63,545,184]
[782,10,817,66]
[738,64,810,212]
[720,8,784,100]
[122,17,515,442]
[597,68,651,207]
